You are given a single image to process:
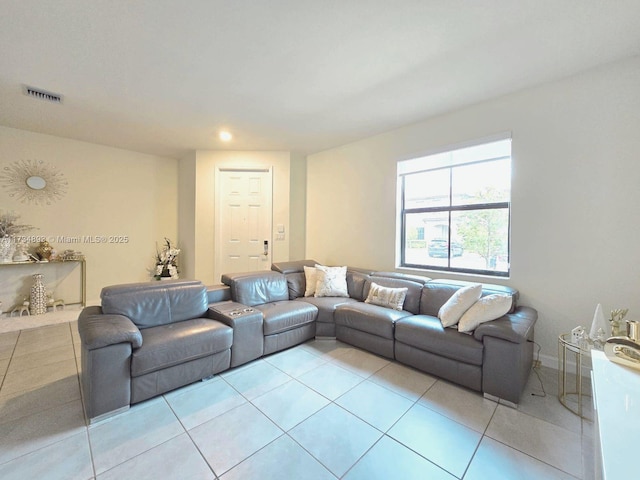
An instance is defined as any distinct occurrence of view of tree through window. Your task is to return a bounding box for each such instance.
[398,138,511,277]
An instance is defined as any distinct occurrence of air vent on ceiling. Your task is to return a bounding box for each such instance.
[22,85,63,104]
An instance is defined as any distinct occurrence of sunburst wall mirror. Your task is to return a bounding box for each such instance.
[0,159,68,205]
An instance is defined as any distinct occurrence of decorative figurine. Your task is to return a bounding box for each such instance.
[36,241,53,261]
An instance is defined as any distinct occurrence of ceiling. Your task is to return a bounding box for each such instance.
[1,1,639,159]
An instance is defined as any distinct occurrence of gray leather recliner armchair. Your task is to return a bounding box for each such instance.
[78,280,233,422]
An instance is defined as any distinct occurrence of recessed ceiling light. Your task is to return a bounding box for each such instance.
[219,131,232,142]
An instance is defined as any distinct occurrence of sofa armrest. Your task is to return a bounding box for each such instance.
[473,306,537,344]
[477,306,537,404]
[78,306,143,350]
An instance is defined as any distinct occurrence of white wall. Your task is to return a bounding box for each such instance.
[289,153,307,260]
[306,55,640,362]
[177,151,197,281]
[0,126,178,306]
[178,150,292,284]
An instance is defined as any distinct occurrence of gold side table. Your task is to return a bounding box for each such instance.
[558,333,593,419]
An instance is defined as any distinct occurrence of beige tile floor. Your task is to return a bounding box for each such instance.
[0,321,595,480]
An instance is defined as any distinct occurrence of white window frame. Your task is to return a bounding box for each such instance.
[397,135,512,278]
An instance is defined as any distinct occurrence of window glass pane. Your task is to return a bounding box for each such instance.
[403,169,449,209]
[403,211,449,267]
[451,158,511,206]
[452,208,509,273]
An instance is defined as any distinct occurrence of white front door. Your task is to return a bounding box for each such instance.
[215,167,273,281]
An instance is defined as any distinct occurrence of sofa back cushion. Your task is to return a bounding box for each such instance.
[222,271,289,306]
[365,276,424,314]
[101,280,208,329]
[278,264,371,301]
[284,272,306,299]
[420,279,519,317]
[271,260,318,300]
[347,270,371,301]
[372,271,431,285]
[271,259,319,275]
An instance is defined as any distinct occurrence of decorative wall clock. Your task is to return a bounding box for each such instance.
[0,159,68,205]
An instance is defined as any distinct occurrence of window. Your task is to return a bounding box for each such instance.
[398,138,511,277]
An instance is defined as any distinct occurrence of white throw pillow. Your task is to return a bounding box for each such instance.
[457,294,513,333]
[303,265,318,297]
[314,265,349,298]
[438,284,482,328]
[365,282,408,311]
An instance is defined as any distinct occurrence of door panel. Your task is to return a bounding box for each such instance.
[215,168,272,281]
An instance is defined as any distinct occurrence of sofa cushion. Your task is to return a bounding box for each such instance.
[101,281,208,329]
[284,272,306,299]
[372,271,431,285]
[365,276,423,314]
[131,318,232,377]
[257,301,318,335]
[420,283,463,317]
[395,315,484,366]
[222,271,289,306]
[438,284,482,327]
[271,259,319,274]
[315,265,349,297]
[335,303,412,339]
[295,296,358,324]
[365,282,408,311]
[458,294,513,333]
[347,270,370,301]
[269,259,320,299]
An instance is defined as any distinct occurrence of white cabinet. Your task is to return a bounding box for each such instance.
[591,350,638,480]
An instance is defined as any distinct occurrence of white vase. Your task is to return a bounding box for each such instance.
[30,274,47,315]
[0,236,14,263]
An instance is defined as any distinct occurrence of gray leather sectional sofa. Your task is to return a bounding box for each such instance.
[78,260,537,422]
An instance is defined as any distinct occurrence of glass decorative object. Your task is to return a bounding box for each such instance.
[30,273,47,315]
[589,304,609,340]
[12,239,29,261]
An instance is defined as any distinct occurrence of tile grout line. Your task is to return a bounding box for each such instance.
[163,394,221,479]
[70,321,99,480]
[458,399,500,480]
[371,379,466,479]
[0,331,21,392]
[1,326,589,480]
[0,324,87,471]
[484,404,585,479]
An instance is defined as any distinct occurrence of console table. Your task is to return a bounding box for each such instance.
[0,259,86,307]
